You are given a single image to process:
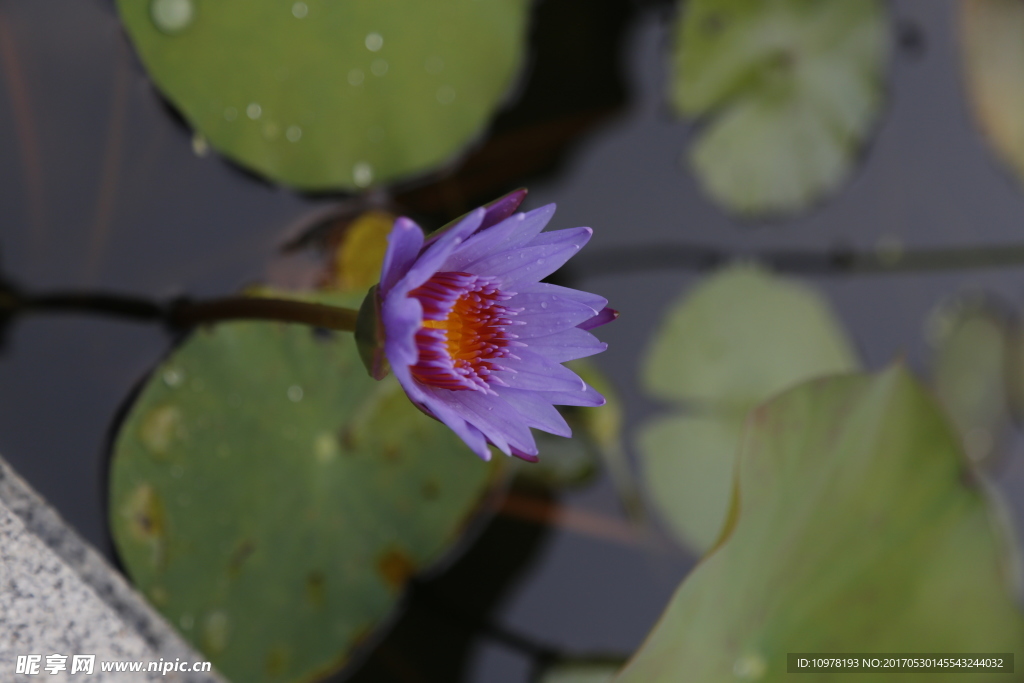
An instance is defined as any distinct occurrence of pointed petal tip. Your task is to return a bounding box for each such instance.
[510,446,540,463]
[577,307,618,331]
[480,189,529,231]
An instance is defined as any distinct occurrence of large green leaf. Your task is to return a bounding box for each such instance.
[960,0,1024,185]
[118,0,529,190]
[618,368,1024,682]
[109,303,498,683]
[637,265,857,553]
[671,0,888,216]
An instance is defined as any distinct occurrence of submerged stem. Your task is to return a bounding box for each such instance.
[7,238,1024,331]
[1,290,359,332]
[569,242,1024,278]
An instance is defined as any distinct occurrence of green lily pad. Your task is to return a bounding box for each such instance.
[117,0,529,190]
[642,265,859,409]
[930,296,1013,465]
[638,265,859,554]
[617,368,1024,683]
[671,0,889,216]
[960,0,1024,185]
[637,414,742,552]
[109,301,498,683]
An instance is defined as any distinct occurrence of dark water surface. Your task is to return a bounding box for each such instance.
[3,1,1024,681]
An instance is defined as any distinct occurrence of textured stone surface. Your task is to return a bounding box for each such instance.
[0,455,224,682]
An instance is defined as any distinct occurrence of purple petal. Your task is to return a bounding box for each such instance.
[396,208,485,294]
[510,446,540,463]
[443,205,556,272]
[495,387,572,437]
[444,389,538,456]
[380,218,425,297]
[479,188,528,231]
[578,307,618,331]
[420,393,494,461]
[421,190,526,250]
[513,297,603,338]
[522,327,608,363]
[513,282,608,313]
[491,349,587,393]
[387,350,481,456]
[469,227,592,286]
[382,296,423,372]
[538,382,606,408]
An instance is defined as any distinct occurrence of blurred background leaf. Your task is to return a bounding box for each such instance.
[928,293,1014,467]
[636,265,858,553]
[960,0,1024,187]
[618,368,1024,682]
[640,264,858,409]
[671,0,889,216]
[109,291,502,682]
[636,413,741,552]
[117,0,530,190]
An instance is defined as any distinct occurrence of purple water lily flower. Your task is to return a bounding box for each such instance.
[374,190,615,462]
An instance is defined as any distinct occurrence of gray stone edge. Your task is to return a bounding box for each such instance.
[0,455,226,683]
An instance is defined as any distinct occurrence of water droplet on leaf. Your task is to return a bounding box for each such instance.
[291,1,308,19]
[286,125,302,142]
[371,59,388,77]
[348,68,364,86]
[365,32,384,52]
[163,368,184,387]
[246,102,262,120]
[223,106,238,122]
[288,385,304,402]
[150,0,194,34]
[353,161,373,187]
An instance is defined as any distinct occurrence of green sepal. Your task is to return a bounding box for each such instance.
[356,285,390,380]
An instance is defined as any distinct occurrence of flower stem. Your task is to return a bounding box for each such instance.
[1,289,359,332]
[170,296,358,331]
